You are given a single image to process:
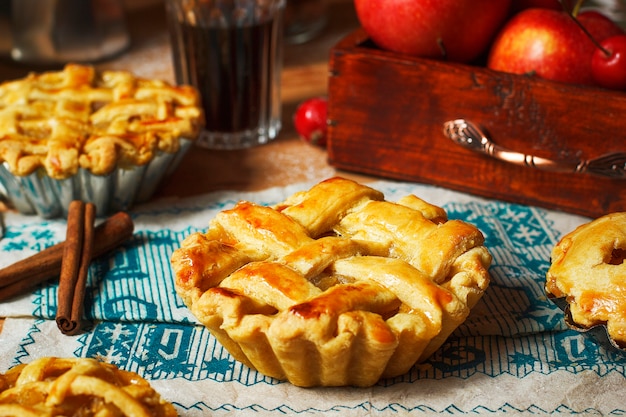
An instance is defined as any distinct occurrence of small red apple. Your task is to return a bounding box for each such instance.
[293,97,328,147]
[354,0,512,63]
[487,8,609,85]
[592,34,626,90]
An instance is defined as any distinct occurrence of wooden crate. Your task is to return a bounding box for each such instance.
[327,29,626,218]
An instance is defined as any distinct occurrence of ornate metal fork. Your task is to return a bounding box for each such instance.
[443,119,626,179]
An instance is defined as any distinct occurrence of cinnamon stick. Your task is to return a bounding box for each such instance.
[55,201,95,335]
[0,211,134,302]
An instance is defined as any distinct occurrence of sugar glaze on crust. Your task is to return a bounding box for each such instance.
[171,177,492,387]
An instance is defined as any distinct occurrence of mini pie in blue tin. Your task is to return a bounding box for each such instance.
[545,212,626,354]
[0,64,203,218]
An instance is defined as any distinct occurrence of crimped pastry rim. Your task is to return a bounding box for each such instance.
[547,292,626,355]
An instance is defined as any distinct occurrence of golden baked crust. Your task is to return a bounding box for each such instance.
[0,357,177,417]
[171,177,492,387]
[0,64,203,179]
[546,212,626,347]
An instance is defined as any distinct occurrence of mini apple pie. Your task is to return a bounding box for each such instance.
[171,177,492,387]
[546,212,626,349]
[0,357,177,417]
[0,63,203,217]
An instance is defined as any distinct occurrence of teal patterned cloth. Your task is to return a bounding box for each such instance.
[1,180,624,416]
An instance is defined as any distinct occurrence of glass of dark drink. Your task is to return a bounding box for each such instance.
[166,0,284,149]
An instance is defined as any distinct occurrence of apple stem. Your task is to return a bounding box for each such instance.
[566,5,612,56]
[571,0,584,17]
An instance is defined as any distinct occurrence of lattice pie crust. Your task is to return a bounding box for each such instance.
[172,177,492,387]
[0,64,203,179]
[0,357,177,416]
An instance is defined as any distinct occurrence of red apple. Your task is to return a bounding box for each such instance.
[578,10,625,41]
[354,0,512,63]
[293,97,328,146]
[487,8,612,85]
[592,34,626,90]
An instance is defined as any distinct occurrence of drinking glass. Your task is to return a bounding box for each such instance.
[166,0,285,149]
